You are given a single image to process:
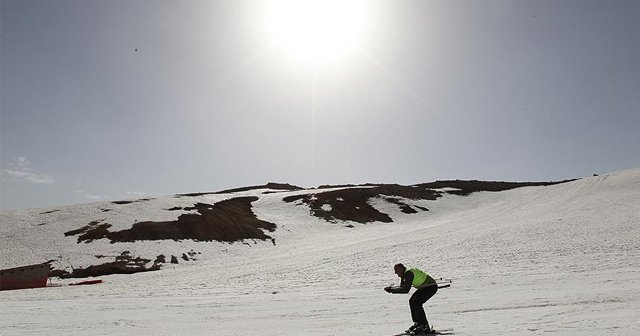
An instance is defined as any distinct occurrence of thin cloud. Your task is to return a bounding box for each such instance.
[15,157,30,167]
[85,193,106,201]
[76,189,107,201]
[2,157,56,184]
[3,169,55,184]
[126,191,157,198]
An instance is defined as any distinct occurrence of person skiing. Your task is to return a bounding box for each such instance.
[384,263,438,335]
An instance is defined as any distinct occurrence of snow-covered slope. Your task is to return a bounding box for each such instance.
[1,169,639,335]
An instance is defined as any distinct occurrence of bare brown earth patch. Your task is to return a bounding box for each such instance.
[177,182,303,198]
[64,220,112,243]
[50,251,160,278]
[111,198,153,205]
[416,179,576,196]
[65,197,277,244]
[284,184,441,224]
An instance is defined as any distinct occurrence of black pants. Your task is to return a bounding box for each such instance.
[409,285,438,327]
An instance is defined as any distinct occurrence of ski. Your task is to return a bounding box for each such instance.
[391,328,454,336]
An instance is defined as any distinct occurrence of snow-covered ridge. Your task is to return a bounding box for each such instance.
[1,168,639,335]
[1,179,571,276]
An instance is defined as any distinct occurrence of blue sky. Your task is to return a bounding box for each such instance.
[2,0,640,210]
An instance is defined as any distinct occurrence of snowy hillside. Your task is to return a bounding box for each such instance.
[1,169,639,336]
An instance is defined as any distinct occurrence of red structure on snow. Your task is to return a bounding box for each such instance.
[0,263,50,290]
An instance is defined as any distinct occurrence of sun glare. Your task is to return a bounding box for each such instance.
[266,0,366,65]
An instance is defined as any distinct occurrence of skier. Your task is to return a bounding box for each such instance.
[384,263,438,335]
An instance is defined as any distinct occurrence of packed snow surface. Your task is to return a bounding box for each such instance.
[1,169,640,335]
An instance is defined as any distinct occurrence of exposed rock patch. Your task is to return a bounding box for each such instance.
[384,196,429,214]
[65,220,111,243]
[284,184,440,224]
[50,251,160,278]
[111,198,153,205]
[65,197,277,244]
[416,179,576,196]
[177,182,303,198]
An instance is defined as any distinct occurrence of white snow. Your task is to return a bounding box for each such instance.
[1,168,640,335]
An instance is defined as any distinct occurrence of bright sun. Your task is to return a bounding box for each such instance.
[265,0,367,65]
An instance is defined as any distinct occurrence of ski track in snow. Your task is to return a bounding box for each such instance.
[1,169,640,335]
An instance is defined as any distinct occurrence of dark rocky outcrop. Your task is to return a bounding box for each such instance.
[415,179,576,196]
[284,184,440,224]
[65,197,276,243]
[176,182,303,198]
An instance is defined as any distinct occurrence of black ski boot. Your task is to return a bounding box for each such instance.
[405,322,419,333]
[410,324,434,335]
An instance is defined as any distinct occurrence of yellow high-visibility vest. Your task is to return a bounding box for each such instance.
[407,268,436,287]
